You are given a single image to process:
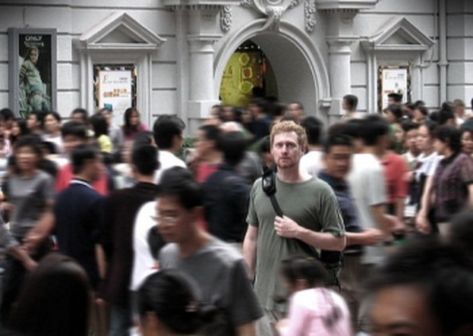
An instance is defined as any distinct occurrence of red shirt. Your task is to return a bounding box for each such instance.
[55,163,109,196]
[195,163,220,184]
[381,152,408,204]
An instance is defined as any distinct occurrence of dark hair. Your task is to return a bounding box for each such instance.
[0,108,15,121]
[159,167,202,210]
[219,131,247,167]
[416,105,429,117]
[421,120,438,135]
[138,270,208,334]
[123,107,140,136]
[301,116,323,146]
[153,115,185,150]
[249,98,267,112]
[71,144,100,175]
[323,134,353,154]
[281,256,329,287]
[359,115,390,146]
[414,100,426,108]
[13,135,43,172]
[366,238,473,336]
[438,104,455,125]
[61,121,88,140]
[434,126,462,153]
[343,94,358,111]
[8,253,91,336]
[401,120,419,133]
[133,132,154,148]
[132,144,158,176]
[385,104,403,122]
[10,118,30,144]
[199,124,222,150]
[89,113,109,138]
[71,108,89,122]
[387,92,403,103]
[28,111,45,126]
[43,111,61,127]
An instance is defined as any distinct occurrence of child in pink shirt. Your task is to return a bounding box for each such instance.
[277,256,352,336]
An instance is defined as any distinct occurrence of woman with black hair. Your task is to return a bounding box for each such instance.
[4,253,91,336]
[122,107,147,141]
[42,111,63,154]
[429,126,473,236]
[89,113,112,153]
[138,269,211,336]
[276,256,352,336]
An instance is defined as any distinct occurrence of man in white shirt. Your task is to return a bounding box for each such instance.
[347,115,400,265]
[152,115,186,183]
[299,116,324,177]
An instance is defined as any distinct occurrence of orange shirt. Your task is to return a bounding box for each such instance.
[55,163,109,196]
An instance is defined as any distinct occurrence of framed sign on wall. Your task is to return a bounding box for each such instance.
[94,64,137,128]
[8,28,57,118]
[378,66,410,111]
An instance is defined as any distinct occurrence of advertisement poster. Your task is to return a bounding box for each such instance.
[9,29,57,118]
[220,52,265,107]
[380,67,408,109]
[97,70,133,126]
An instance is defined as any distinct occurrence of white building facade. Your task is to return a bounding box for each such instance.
[0,0,472,130]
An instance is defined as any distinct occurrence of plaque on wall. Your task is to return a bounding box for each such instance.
[94,64,137,128]
[8,28,57,118]
[378,66,410,111]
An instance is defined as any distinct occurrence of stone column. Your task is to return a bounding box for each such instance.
[327,39,353,119]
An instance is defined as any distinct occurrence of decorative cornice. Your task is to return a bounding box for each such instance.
[220,5,232,32]
[239,0,302,31]
[304,0,316,33]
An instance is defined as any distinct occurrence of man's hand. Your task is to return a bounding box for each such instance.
[415,213,431,234]
[362,228,386,245]
[274,216,301,239]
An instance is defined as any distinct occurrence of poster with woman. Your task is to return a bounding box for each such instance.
[8,28,57,118]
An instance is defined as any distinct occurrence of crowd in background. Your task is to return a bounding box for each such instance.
[0,92,472,336]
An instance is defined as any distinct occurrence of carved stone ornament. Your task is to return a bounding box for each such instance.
[304,0,316,33]
[240,0,301,31]
[220,5,232,32]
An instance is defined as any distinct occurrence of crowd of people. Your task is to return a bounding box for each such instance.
[0,92,472,336]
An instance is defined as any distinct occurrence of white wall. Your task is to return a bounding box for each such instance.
[0,0,178,126]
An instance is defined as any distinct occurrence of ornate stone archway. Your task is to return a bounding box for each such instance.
[214,20,331,118]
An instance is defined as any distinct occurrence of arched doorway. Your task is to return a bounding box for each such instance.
[215,21,330,116]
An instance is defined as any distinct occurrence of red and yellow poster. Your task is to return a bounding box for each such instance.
[219,51,264,107]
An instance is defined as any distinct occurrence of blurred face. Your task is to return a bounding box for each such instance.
[11,121,20,137]
[393,124,404,144]
[130,111,140,126]
[156,197,197,244]
[44,114,60,134]
[384,110,396,124]
[416,125,432,153]
[287,104,303,122]
[405,129,420,154]
[414,109,425,121]
[368,285,441,336]
[15,146,39,172]
[248,104,261,118]
[433,138,448,156]
[271,132,304,170]
[29,48,39,64]
[63,135,86,155]
[455,105,465,118]
[84,156,104,182]
[27,114,39,130]
[222,106,235,122]
[194,130,213,160]
[101,110,112,125]
[462,131,473,155]
[72,112,86,124]
[324,145,352,179]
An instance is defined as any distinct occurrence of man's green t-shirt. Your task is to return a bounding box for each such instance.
[246,176,344,310]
